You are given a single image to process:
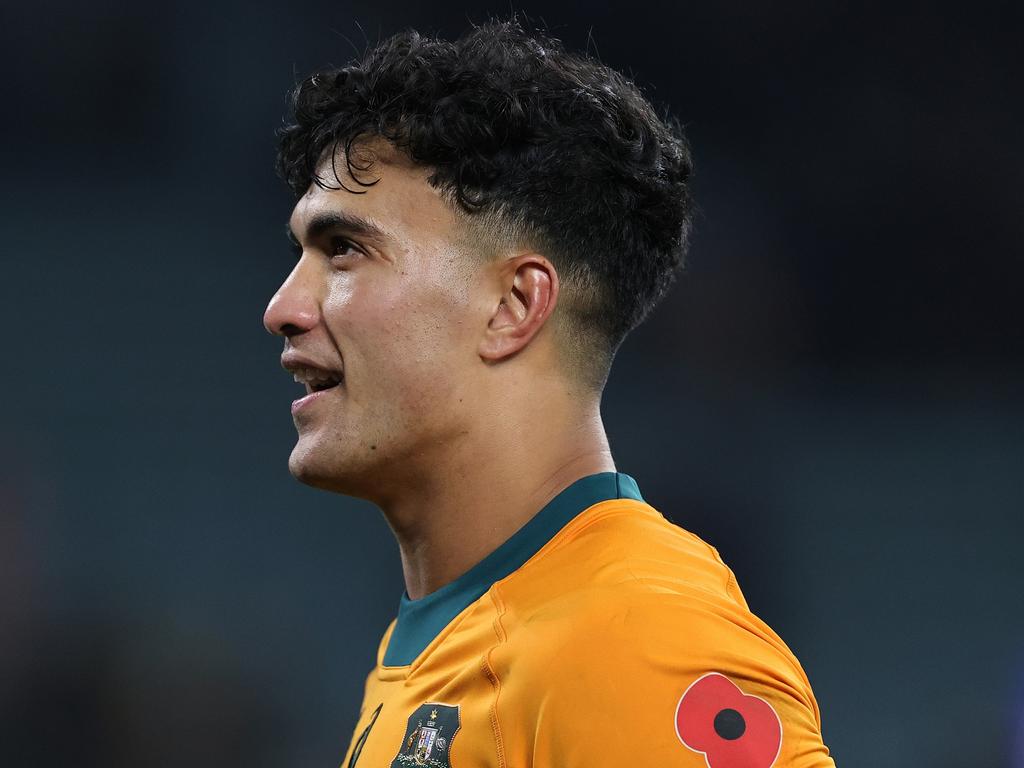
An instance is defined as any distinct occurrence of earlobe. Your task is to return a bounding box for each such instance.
[478,255,558,363]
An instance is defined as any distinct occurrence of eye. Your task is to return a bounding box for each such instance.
[330,236,362,259]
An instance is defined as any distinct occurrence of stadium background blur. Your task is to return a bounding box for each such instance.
[2,2,1021,766]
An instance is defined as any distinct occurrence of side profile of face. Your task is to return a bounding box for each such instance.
[263,141,498,500]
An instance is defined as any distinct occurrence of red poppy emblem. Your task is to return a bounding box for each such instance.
[674,672,782,768]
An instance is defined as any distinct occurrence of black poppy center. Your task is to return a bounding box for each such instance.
[713,708,746,740]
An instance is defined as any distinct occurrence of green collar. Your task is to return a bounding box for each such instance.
[383,471,644,667]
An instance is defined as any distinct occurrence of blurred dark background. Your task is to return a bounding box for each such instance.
[2,1,1022,766]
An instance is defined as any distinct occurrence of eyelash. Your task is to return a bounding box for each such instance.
[288,236,363,262]
[330,236,361,259]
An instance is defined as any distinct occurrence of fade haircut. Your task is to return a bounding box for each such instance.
[276,19,694,392]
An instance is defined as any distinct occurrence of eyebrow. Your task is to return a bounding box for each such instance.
[286,210,389,253]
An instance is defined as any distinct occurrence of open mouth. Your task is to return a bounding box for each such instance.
[291,366,344,395]
[307,376,344,393]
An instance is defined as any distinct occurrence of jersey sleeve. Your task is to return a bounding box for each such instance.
[516,589,836,767]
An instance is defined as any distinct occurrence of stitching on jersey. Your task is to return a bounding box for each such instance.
[706,542,745,607]
[379,599,485,677]
[482,588,509,768]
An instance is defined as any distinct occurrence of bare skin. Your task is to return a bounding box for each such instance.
[264,140,615,599]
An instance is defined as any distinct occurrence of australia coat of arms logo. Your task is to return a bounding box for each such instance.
[390,702,461,767]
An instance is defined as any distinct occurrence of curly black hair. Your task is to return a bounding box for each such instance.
[276,19,693,392]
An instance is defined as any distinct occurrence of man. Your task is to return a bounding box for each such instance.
[264,19,835,767]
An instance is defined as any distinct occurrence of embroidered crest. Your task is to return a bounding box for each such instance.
[674,672,783,768]
[391,702,461,767]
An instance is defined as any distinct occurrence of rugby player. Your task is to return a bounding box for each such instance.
[264,19,835,767]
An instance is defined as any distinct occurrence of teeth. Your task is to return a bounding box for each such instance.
[290,365,342,386]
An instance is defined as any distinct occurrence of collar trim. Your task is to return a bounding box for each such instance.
[382,471,643,667]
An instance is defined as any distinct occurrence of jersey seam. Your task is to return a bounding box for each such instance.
[720,550,739,602]
[702,541,748,609]
[378,599,483,679]
[483,586,509,768]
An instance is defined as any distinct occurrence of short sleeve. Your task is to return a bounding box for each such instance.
[515,589,836,767]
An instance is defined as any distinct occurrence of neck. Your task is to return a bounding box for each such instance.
[379,398,614,600]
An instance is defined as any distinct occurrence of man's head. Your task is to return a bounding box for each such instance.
[264,20,693,498]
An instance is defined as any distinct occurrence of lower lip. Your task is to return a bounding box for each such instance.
[291,384,341,414]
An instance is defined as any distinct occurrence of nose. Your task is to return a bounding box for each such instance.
[263,260,320,337]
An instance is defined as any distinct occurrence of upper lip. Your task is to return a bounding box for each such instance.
[280,352,344,385]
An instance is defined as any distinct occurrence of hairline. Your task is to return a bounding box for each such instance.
[312,135,616,396]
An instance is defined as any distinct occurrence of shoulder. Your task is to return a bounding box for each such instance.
[491,501,834,765]
[499,498,753,626]
[497,498,814,691]
[510,580,818,719]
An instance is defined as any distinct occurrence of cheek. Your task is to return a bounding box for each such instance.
[325,279,471,405]
[388,319,468,408]
[391,304,477,417]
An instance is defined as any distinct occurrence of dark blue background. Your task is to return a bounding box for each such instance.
[2,2,1022,766]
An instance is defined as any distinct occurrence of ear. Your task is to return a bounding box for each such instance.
[478,253,559,363]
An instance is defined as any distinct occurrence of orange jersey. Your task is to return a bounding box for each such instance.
[341,472,835,767]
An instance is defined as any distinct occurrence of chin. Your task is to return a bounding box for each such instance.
[287,442,373,497]
[289,447,339,489]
